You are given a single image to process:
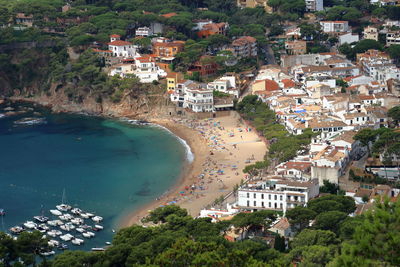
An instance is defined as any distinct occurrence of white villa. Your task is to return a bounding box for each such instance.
[108,34,138,58]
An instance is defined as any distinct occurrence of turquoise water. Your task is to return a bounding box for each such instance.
[0,101,186,250]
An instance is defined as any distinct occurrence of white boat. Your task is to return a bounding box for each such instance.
[85,213,95,218]
[59,214,73,221]
[40,251,55,256]
[71,218,84,225]
[48,240,59,247]
[50,209,62,216]
[23,221,37,229]
[71,208,82,215]
[94,225,103,230]
[87,231,95,237]
[56,189,72,211]
[105,242,111,245]
[82,232,91,238]
[9,226,25,234]
[92,248,105,251]
[34,216,49,223]
[92,216,103,222]
[66,222,75,230]
[47,230,57,237]
[38,224,49,231]
[60,224,71,232]
[76,227,84,233]
[80,213,90,219]
[60,234,74,241]
[71,238,84,245]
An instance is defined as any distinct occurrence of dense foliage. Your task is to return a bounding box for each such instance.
[2,196,400,266]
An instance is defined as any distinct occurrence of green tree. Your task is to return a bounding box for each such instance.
[286,206,317,231]
[354,128,377,156]
[313,211,348,233]
[143,205,188,223]
[388,106,400,125]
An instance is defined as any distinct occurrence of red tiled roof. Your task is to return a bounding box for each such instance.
[108,40,131,46]
[93,48,112,53]
[281,79,295,88]
[161,12,177,18]
[110,34,121,38]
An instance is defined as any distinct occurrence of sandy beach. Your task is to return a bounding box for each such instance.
[120,111,267,227]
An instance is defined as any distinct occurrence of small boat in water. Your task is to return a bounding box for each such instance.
[71,208,82,215]
[105,242,111,245]
[23,221,37,229]
[50,209,62,216]
[92,216,103,223]
[34,216,49,223]
[48,240,59,247]
[94,224,103,230]
[59,213,73,221]
[60,234,74,242]
[57,243,68,250]
[71,238,84,245]
[9,226,24,234]
[76,227,84,233]
[0,209,5,216]
[92,247,105,252]
[40,250,55,257]
[71,218,84,225]
[56,189,72,211]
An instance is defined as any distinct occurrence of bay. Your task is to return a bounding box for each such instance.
[0,101,186,250]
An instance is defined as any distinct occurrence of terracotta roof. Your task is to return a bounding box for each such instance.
[281,79,295,88]
[281,161,311,171]
[16,13,33,19]
[271,217,290,231]
[232,36,256,46]
[136,56,154,63]
[161,12,177,18]
[92,48,112,53]
[359,94,375,100]
[108,40,131,46]
[110,34,121,38]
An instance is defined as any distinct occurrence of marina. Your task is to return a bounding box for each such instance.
[7,203,109,255]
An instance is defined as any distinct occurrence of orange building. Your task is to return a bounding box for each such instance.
[152,40,185,58]
[197,23,229,38]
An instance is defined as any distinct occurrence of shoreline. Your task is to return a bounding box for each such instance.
[4,98,267,229]
[118,119,209,227]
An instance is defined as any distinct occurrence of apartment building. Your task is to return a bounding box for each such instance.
[152,39,185,58]
[386,31,400,46]
[305,0,323,12]
[320,21,349,33]
[285,40,307,55]
[237,178,319,213]
[183,84,214,113]
[363,26,379,41]
[231,36,257,59]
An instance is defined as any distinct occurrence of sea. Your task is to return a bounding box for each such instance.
[0,100,188,251]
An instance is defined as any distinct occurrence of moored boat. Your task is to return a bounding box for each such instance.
[9,226,24,234]
[50,209,62,216]
[92,247,105,251]
[23,221,37,229]
[0,209,5,216]
[34,215,49,223]
[92,216,103,223]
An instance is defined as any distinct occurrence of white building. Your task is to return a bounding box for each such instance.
[311,145,350,184]
[192,19,213,31]
[320,21,349,33]
[135,26,153,37]
[305,0,323,12]
[386,31,400,46]
[363,26,378,41]
[339,32,359,45]
[133,56,166,83]
[108,35,138,58]
[183,84,214,113]
[237,178,319,213]
[207,75,239,98]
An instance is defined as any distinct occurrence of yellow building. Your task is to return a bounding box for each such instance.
[166,72,181,91]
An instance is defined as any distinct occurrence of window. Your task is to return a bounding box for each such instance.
[253,193,256,198]
[261,194,264,199]
[268,202,271,208]
[254,201,256,206]
[280,195,283,201]
[274,203,277,209]
[247,201,249,207]
[268,194,271,200]
[280,203,283,209]
[262,202,264,207]
[274,195,277,200]
[247,193,249,198]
